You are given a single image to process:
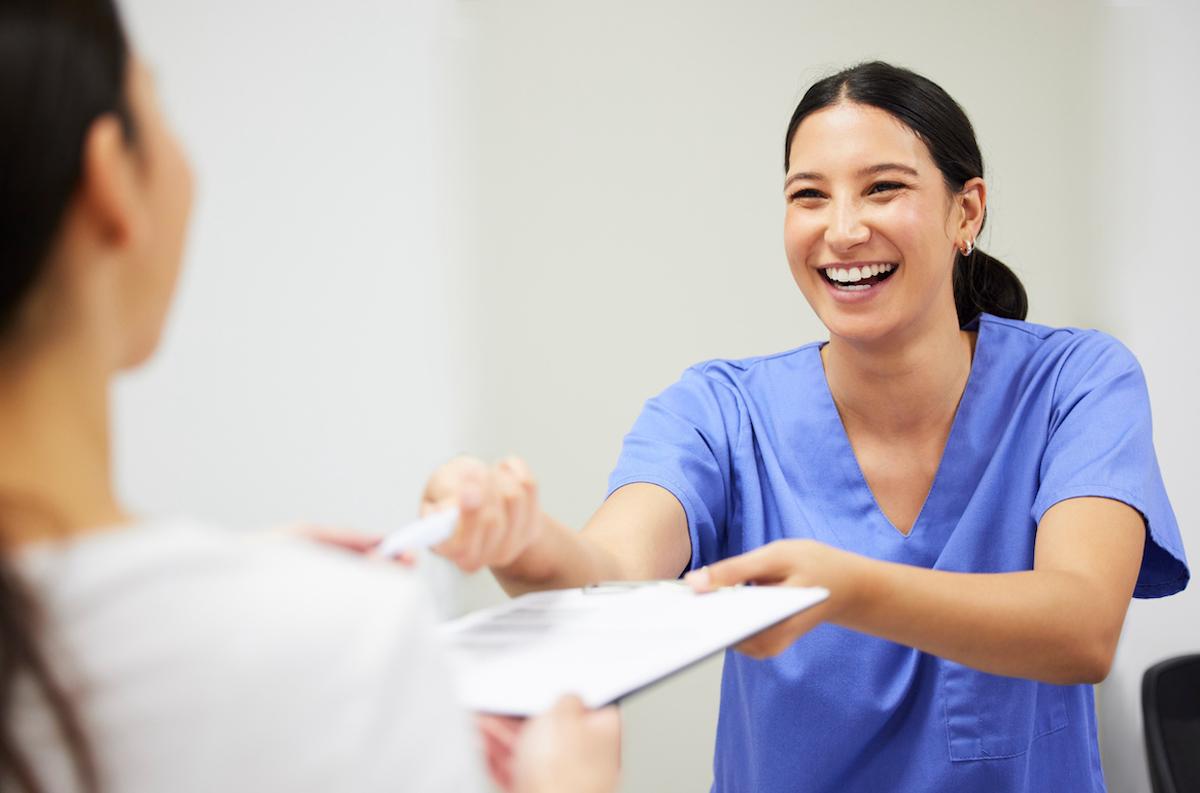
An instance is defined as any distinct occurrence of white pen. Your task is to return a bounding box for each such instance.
[376,507,461,558]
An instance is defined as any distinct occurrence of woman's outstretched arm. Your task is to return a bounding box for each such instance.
[690,496,1144,685]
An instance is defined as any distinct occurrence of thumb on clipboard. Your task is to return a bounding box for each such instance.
[686,538,853,659]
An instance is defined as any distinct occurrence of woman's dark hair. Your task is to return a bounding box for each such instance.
[1,0,135,790]
[784,61,1027,327]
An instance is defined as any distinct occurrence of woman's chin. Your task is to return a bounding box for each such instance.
[817,308,903,347]
[118,326,168,371]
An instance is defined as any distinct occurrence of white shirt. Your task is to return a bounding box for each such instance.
[14,519,482,792]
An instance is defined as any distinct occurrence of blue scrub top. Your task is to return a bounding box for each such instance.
[607,314,1189,793]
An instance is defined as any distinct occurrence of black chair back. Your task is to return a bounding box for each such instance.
[1143,653,1200,793]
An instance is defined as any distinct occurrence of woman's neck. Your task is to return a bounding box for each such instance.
[0,335,126,545]
[822,311,976,441]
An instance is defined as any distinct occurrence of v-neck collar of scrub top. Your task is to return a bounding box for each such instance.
[800,315,992,554]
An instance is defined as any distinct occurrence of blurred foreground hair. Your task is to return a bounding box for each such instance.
[0,0,136,789]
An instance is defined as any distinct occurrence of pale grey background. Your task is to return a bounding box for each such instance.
[1092,4,1200,792]
[115,0,468,540]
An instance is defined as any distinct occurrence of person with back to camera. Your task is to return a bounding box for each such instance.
[422,62,1190,792]
[0,1,620,791]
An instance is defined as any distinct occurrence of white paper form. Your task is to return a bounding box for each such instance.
[439,582,828,715]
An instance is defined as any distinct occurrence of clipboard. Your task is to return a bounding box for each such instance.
[439,581,828,715]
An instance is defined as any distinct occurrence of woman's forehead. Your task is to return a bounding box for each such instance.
[787,102,931,177]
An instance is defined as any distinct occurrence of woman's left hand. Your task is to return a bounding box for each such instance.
[685,539,868,658]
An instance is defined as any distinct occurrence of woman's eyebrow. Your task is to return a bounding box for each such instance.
[784,171,821,189]
[860,162,919,178]
[784,162,920,190]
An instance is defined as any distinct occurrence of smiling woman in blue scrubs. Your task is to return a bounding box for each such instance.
[424,62,1189,792]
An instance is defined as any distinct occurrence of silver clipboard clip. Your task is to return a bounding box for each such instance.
[582,579,749,595]
[581,580,691,595]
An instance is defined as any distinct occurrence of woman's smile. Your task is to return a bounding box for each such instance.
[818,261,899,301]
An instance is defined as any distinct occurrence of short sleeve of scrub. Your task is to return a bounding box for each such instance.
[1032,333,1189,598]
[607,364,744,572]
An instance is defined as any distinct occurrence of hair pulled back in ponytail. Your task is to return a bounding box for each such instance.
[1,0,135,790]
[784,61,1027,327]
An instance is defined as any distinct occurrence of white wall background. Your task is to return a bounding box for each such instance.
[113,0,467,552]
[109,1,1195,791]
[1091,3,1200,792]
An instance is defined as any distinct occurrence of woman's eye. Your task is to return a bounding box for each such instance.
[869,181,906,195]
[789,188,825,201]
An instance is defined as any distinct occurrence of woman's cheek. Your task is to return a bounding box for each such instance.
[783,212,822,265]
[872,199,923,251]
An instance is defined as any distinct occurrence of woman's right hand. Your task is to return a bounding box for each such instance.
[420,455,542,573]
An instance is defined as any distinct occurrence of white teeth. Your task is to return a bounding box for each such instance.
[822,263,897,289]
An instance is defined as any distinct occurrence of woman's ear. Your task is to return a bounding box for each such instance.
[958,177,987,241]
[77,114,146,253]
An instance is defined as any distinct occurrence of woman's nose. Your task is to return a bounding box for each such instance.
[824,200,870,252]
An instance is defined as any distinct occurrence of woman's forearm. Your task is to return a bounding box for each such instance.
[841,560,1120,684]
[491,483,693,596]
[491,511,624,596]
[693,499,1144,683]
